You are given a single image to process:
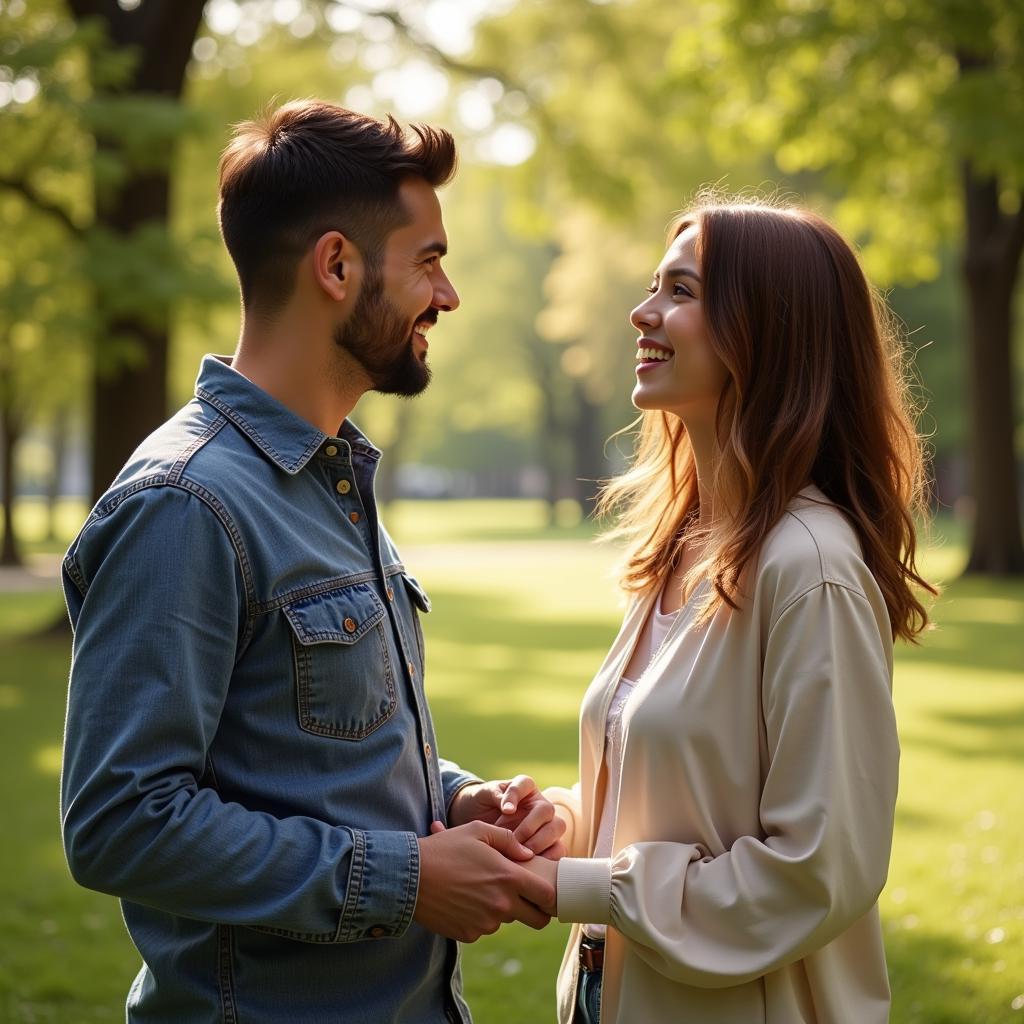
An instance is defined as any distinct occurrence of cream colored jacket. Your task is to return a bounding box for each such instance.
[549,491,899,1023]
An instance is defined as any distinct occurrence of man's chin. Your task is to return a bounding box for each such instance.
[373,358,431,398]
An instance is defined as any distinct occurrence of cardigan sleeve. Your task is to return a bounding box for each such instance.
[556,581,899,987]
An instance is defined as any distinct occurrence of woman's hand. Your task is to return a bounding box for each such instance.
[518,852,559,917]
[448,775,567,859]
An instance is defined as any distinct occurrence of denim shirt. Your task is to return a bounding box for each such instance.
[61,355,479,1024]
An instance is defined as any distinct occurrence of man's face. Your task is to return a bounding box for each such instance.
[334,177,459,397]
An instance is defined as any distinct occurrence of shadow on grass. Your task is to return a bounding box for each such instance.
[887,926,1000,1024]
[897,577,1024,677]
[424,586,620,652]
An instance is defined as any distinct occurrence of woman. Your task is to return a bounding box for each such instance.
[525,195,934,1023]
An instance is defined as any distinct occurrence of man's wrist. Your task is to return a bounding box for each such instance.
[445,780,482,825]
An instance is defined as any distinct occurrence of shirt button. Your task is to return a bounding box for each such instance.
[369,926,386,938]
[423,742,432,759]
[386,586,395,601]
[407,659,415,676]
[325,444,338,457]
[349,511,360,524]
[335,479,351,495]
[343,617,357,633]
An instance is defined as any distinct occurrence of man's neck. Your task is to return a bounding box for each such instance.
[232,311,367,437]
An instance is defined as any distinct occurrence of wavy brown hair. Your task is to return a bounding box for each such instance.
[598,195,936,641]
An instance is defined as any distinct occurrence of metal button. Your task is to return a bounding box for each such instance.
[386,586,395,601]
[335,479,351,495]
[369,926,386,938]
[349,511,360,524]
[343,617,357,633]
[423,742,432,759]
[407,659,415,676]
[325,444,338,457]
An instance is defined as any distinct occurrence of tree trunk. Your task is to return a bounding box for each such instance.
[69,0,208,501]
[1,401,23,568]
[46,405,69,543]
[960,164,1024,575]
[569,381,605,517]
[375,402,414,509]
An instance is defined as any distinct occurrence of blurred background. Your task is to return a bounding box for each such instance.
[0,1,1022,1022]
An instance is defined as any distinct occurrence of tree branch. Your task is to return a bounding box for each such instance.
[0,175,84,238]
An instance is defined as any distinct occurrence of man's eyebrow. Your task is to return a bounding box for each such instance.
[417,241,448,258]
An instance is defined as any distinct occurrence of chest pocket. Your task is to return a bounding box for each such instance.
[284,583,397,740]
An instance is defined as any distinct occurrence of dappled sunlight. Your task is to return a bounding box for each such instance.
[34,744,62,776]
[0,684,22,709]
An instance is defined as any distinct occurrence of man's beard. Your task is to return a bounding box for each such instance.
[333,268,432,397]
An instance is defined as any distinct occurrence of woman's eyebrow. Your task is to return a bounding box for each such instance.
[663,267,702,284]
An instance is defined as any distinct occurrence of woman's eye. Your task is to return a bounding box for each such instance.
[674,283,693,298]
[644,284,658,295]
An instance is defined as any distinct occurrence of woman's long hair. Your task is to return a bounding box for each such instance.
[598,195,936,642]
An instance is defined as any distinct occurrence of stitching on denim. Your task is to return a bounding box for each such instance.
[167,415,227,484]
[166,479,257,653]
[251,923,337,943]
[97,474,168,516]
[338,828,367,942]
[62,553,88,598]
[282,588,386,644]
[395,831,419,936]
[196,386,323,472]
[256,571,383,614]
[292,623,397,740]
[216,924,238,1024]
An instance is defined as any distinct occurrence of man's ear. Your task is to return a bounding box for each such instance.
[312,231,360,302]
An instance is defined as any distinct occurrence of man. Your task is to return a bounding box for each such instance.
[60,100,563,1024]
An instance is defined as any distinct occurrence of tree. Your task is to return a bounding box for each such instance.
[66,0,208,501]
[683,0,1024,573]
[471,0,1024,573]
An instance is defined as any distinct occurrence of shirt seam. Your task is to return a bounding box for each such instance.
[196,385,324,474]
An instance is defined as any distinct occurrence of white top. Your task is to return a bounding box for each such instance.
[583,589,679,939]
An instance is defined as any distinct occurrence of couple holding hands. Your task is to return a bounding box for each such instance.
[60,100,931,1024]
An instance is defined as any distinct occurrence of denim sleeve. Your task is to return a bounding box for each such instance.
[61,485,418,941]
[440,759,483,816]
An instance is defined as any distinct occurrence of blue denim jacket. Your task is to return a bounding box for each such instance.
[61,355,479,1023]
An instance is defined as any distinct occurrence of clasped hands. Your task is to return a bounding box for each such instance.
[413,775,564,943]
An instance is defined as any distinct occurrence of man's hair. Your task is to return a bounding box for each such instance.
[218,100,457,316]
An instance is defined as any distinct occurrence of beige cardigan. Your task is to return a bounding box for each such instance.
[548,492,899,1023]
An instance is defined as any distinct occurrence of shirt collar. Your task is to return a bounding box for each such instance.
[194,355,380,474]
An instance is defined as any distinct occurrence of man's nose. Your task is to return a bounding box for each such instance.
[433,270,460,312]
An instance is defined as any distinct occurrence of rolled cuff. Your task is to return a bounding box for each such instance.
[556,856,613,925]
[440,759,483,814]
[337,829,419,942]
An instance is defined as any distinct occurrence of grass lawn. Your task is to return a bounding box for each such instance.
[0,500,1021,1022]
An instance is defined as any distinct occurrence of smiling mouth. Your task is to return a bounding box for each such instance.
[636,342,673,366]
[412,320,433,347]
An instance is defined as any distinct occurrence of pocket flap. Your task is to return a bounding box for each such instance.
[401,573,431,613]
[283,584,386,645]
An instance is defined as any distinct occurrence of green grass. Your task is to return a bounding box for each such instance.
[0,502,1021,1022]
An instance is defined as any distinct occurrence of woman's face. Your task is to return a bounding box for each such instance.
[629,225,729,422]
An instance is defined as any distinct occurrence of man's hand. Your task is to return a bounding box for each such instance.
[413,821,555,942]
[448,775,567,859]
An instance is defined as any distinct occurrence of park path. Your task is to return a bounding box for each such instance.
[0,554,63,592]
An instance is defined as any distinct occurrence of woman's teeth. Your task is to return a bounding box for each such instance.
[637,347,671,361]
